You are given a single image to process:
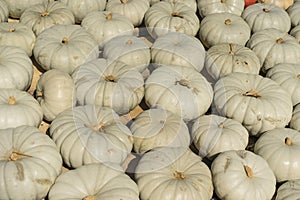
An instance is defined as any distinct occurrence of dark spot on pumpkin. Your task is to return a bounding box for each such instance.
[36,178,52,185]
[224,158,231,172]
[73,56,79,60]
[15,162,24,181]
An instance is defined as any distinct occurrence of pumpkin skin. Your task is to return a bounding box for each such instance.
[211,150,276,200]
[0,0,8,22]
[291,25,300,43]
[135,147,213,200]
[33,24,99,74]
[0,45,33,91]
[266,63,300,106]
[214,72,293,136]
[72,58,144,115]
[36,69,76,122]
[276,179,300,200]
[149,0,197,12]
[242,3,291,33]
[258,0,294,9]
[20,1,75,36]
[4,0,47,18]
[199,13,251,48]
[144,1,199,39]
[290,103,300,131]
[48,163,139,200]
[0,125,62,200]
[145,65,213,122]
[197,0,245,18]
[254,128,300,182]
[287,2,300,27]
[191,114,249,159]
[81,11,135,48]
[0,22,35,56]
[49,105,134,168]
[151,32,206,72]
[0,88,43,129]
[205,43,260,81]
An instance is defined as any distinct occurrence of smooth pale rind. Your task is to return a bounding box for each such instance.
[257,0,294,9]
[291,25,300,43]
[287,2,300,27]
[290,103,300,131]
[4,0,47,18]
[276,179,300,200]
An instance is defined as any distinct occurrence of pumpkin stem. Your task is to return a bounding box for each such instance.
[62,37,69,44]
[297,74,300,79]
[276,38,284,44]
[9,151,31,161]
[8,28,15,32]
[8,96,16,105]
[218,122,225,128]
[106,13,112,20]
[243,89,261,98]
[171,12,183,18]
[105,75,117,82]
[126,40,133,45]
[82,195,95,200]
[41,11,49,17]
[262,8,270,12]
[221,0,225,3]
[229,43,235,55]
[173,171,185,180]
[244,165,253,178]
[120,0,127,4]
[225,19,231,25]
[36,91,43,98]
[285,137,292,146]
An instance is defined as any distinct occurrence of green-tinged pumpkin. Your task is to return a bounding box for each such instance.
[4,0,47,18]
[287,1,300,27]
[291,25,300,43]
[290,103,300,131]
[276,179,300,200]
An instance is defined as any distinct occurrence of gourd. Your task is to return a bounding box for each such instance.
[254,128,300,182]
[0,45,33,91]
[33,24,99,74]
[4,0,47,18]
[0,0,8,22]
[213,72,293,136]
[287,1,300,27]
[151,32,206,72]
[290,103,300,131]
[72,58,144,115]
[0,125,62,200]
[276,179,300,200]
[291,25,300,43]
[20,1,75,36]
[35,69,76,122]
[242,3,291,33]
[135,147,213,200]
[258,0,294,9]
[199,13,251,48]
[191,114,249,159]
[130,107,191,154]
[49,105,134,168]
[145,64,213,122]
[0,88,43,129]
[211,150,276,200]
[204,43,260,81]
[48,163,139,200]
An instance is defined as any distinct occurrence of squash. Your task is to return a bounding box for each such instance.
[72,58,144,115]
[144,1,199,39]
[245,0,257,8]
[145,64,213,122]
[211,150,276,200]
[33,24,99,74]
[258,0,294,9]
[199,13,251,48]
[204,43,260,81]
[151,32,206,72]
[135,147,213,200]
[214,72,293,136]
[49,105,133,168]
[0,125,62,200]
[0,45,33,91]
[20,1,75,36]
[287,1,300,27]
[291,25,300,43]
[150,0,197,12]
[290,103,300,131]
[0,22,35,56]
[4,0,47,18]
[48,163,139,200]
[276,179,300,200]
[242,3,291,33]
[0,0,8,22]
[191,114,249,159]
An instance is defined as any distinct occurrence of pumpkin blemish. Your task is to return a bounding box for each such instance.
[15,162,25,181]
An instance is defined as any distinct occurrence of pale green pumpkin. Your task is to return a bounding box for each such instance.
[4,0,47,18]
[0,0,8,22]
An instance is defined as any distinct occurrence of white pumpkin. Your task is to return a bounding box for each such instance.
[242,3,291,33]
[145,64,213,122]
[276,179,300,200]
[135,147,213,200]
[4,0,47,18]
[287,1,300,27]
[0,0,8,22]
[214,72,293,136]
[211,150,276,200]
[290,103,300,131]
[151,32,206,72]
[291,25,300,43]
[205,43,261,81]
[72,58,144,115]
[258,0,294,9]
[149,0,197,12]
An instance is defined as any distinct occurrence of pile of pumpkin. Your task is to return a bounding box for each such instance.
[0,0,300,199]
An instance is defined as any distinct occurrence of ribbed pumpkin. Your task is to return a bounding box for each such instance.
[291,25,300,43]
[258,0,294,9]
[0,0,8,22]
[287,1,300,27]
[276,179,300,200]
[290,103,300,131]
[4,0,48,18]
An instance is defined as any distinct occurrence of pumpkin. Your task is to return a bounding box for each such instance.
[266,63,300,106]
[58,0,106,23]
[247,28,300,74]
[242,3,291,33]
[204,43,260,81]
[144,1,199,39]
[276,179,300,200]
[0,22,35,56]
[0,88,43,129]
[48,163,139,200]
[33,24,99,74]
[106,0,150,27]
[199,13,251,48]
[0,45,33,91]
[145,64,213,122]
[130,107,190,154]
[151,32,206,72]
[20,1,75,36]
[258,0,294,9]
[72,58,144,115]
[135,147,213,200]
[102,35,151,73]
[0,0,8,22]
[245,0,257,8]
[149,0,198,12]
[197,0,245,18]
[287,1,300,27]
[191,114,249,159]
[0,125,62,200]
[81,11,135,48]
[35,69,76,122]
[211,150,276,200]
[254,128,300,182]
[214,72,293,136]
[291,25,300,43]
[4,0,48,18]
[290,103,300,131]
[49,105,134,168]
